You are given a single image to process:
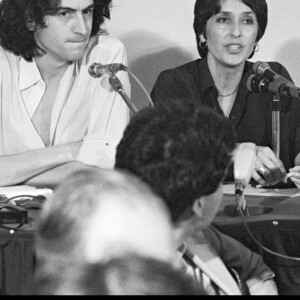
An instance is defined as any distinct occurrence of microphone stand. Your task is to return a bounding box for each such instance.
[109,75,139,115]
[270,93,281,158]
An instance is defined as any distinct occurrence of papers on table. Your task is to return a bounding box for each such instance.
[0,185,53,198]
[223,183,300,198]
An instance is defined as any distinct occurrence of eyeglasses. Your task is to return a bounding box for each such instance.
[0,194,46,231]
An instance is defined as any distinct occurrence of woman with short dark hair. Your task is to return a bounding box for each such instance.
[152,0,300,189]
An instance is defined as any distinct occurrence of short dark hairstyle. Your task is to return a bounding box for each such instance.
[33,254,205,295]
[115,99,236,222]
[193,0,268,58]
[0,0,112,61]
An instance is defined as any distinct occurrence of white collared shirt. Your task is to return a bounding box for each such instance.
[0,35,131,169]
[19,57,45,118]
[178,226,276,295]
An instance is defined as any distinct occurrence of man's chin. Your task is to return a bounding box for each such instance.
[66,47,87,61]
[65,53,85,62]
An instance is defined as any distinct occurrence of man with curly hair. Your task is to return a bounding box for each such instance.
[115,99,278,295]
[0,0,130,188]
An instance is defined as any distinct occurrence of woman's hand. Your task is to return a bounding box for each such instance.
[286,166,300,188]
[252,146,286,187]
[286,153,300,188]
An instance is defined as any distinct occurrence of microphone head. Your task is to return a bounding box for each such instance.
[247,74,262,93]
[253,61,270,76]
[247,74,270,93]
[88,63,103,78]
[88,63,128,78]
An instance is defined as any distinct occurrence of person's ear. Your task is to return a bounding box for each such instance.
[193,198,203,218]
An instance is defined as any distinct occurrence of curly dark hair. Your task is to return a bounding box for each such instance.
[115,99,236,223]
[0,0,112,61]
[193,0,268,59]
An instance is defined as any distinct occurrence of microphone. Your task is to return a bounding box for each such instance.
[247,74,300,100]
[88,63,128,78]
[253,61,295,88]
[223,142,274,217]
[246,74,269,93]
[234,143,257,210]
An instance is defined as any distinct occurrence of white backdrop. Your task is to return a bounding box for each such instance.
[1,0,298,108]
[107,0,300,109]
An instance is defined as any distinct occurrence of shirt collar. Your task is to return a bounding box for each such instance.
[240,60,254,90]
[198,57,217,92]
[19,57,79,91]
[198,57,254,93]
[74,60,80,76]
[19,57,42,91]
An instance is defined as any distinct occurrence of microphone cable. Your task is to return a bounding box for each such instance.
[89,62,155,111]
[238,206,300,262]
[126,69,154,109]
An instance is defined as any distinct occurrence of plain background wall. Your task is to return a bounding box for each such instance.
[106,0,300,109]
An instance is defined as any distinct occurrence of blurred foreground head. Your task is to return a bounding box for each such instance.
[34,253,205,295]
[35,169,176,273]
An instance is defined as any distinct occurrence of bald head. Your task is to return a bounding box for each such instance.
[35,169,176,271]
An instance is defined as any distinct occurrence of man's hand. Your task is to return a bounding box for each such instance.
[252,146,286,187]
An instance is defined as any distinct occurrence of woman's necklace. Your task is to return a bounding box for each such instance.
[218,84,239,97]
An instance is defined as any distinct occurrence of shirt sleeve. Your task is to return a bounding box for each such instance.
[77,38,131,168]
[204,226,275,283]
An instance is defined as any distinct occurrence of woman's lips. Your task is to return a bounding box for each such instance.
[226,44,243,53]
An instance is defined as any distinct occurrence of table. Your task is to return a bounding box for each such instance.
[212,184,300,295]
[1,184,300,295]
[0,186,51,295]
[0,210,36,295]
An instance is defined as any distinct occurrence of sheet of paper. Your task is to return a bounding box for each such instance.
[0,185,53,198]
[223,183,300,198]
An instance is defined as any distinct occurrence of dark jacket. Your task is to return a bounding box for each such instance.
[151,58,300,186]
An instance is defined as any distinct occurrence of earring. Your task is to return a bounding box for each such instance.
[27,21,36,32]
[199,40,207,49]
[254,44,259,52]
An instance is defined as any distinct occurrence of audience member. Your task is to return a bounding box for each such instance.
[33,253,205,295]
[115,98,278,295]
[0,0,130,188]
[34,168,177,283]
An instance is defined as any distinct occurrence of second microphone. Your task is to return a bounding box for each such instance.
[89,63,128,78]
